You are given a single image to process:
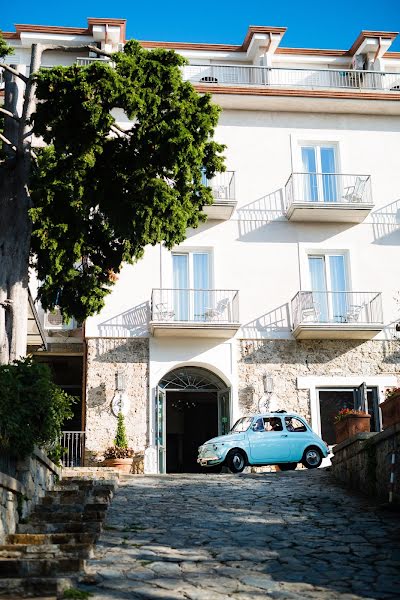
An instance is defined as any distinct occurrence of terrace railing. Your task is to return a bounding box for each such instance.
[291,291,383,329]
[60,431,85,467]
[285,173,372,208]
[183,64,400,92]
[151,289,239,323]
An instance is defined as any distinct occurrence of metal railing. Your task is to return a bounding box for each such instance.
[0,450,17,477]
[151,289,239,323]
[285,173,372,208]
[291,291,383,329]
[60,431,85,467]
[183,64,400,92]
[204,171,235,201]
[76,57,112,67]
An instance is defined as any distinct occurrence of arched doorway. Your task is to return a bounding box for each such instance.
[156,366,230,473]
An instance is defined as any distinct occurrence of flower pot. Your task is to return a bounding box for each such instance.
[334,414,371,444]
[102,458,133,473]
[380,394,400,429]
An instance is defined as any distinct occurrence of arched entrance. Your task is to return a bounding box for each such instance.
[156,366,230,473]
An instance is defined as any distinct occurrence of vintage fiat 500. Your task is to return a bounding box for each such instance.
[197,412,329,473]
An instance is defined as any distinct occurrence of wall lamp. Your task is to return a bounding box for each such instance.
[115,371,126,393]
[263,373,274,394]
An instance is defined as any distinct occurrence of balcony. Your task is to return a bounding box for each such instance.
[183,65,400,93]
[291,291,383,339]
[150,288,240,337]
[285,173,373,222]
[203,171,236,219]
[76,57,112,67]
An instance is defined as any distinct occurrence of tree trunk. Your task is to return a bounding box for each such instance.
[0,52,38,364]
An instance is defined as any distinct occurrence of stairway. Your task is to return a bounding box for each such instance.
[0,473,118,598]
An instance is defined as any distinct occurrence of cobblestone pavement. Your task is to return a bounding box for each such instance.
[81,469,400,600]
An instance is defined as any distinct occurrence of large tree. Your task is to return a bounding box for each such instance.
[0,37,225,363]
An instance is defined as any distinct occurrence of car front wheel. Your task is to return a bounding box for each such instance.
[226,449,247,474]
[302,447,323,469]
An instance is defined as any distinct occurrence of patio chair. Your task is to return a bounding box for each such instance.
[342,177,367,203]
[300,292,320,323]
[204,297,230,321]
[155,302,175,321]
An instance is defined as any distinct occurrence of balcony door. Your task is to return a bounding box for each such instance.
[308,254,348,323]
[173,252,211,321]
[301,144,338,203]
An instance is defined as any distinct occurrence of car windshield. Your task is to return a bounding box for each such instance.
[230,417,253,433]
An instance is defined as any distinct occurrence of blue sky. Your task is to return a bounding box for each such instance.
[2,0,400,51]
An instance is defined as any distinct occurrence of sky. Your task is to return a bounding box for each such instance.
[2,0,400,51]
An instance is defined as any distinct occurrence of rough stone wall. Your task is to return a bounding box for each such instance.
[0,448,60,543]
[85,338,149,464]
[238,339,400,420]
[331,425,400,503]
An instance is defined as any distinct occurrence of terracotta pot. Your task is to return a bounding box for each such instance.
[102,457,132,473]
[380,394,400,429]
[334,414,371,444]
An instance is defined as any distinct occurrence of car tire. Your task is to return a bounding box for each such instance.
[302,447,323,469]
[276,462,297,471]
[226,449,247,474]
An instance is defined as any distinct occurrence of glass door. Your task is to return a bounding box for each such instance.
[301,145,338,203]
[217,388,231,435]
[308,254,347,323]
[156,386,166,474]
[173,252,211,321]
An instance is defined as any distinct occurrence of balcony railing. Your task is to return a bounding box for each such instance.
[291,291,383,329]
[76,57,112,67]
[151,289,239,323]
[60,431,85,467]
[285,173,372,208]
[204,171,235,202]
[183,65,400,92]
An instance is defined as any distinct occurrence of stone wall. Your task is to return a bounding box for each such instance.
[0,447,61,543]
[238,339,400,419]
[85,338,149,465]
[331,425,400,504]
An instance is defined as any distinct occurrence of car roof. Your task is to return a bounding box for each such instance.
[250,412,305,419]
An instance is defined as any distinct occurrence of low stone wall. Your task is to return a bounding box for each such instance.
[331,424,400,504]
[0,447,61,542]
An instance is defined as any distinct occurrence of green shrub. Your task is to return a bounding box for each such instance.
[0,357,76,459]
[114,411,128,448]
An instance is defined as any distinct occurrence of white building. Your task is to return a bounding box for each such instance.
[3,18,400,473]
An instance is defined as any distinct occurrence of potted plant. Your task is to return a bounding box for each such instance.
[380,387,400,430]
[103,412,133,473]
[334,408,371,444]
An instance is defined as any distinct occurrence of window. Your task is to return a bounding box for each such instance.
[308,253,348,323]
[300,143,338,203]
[285,417,307,432]
[172,251,212,321]
[253,417,283,432]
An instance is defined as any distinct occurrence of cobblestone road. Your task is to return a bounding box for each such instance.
[81,470,400,600]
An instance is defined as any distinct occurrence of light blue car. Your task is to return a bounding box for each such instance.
[197,412,329,473]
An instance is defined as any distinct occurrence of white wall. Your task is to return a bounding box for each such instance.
[85,109,400,342]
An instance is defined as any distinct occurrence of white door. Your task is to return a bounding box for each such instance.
[301,145,338,203]
[172,252,211,321]
[308,254,348,323]
[156,386,166,474]
[217,388,231,435]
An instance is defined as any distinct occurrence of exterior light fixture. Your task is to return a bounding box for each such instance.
[115,371,126,392]
[263,373,274,394]
[112,371,129,417]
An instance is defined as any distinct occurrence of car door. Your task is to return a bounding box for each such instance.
[248,417,291,463]
[284,416,313,461]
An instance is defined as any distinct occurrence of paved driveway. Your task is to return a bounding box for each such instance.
[82,469,400,600]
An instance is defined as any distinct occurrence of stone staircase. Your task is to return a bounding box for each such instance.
[0,471,119,598]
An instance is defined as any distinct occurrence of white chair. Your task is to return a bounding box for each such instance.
[204,298,230,321]
[155,302,175,321]
[300,292,320,323]
[211,185,228,199]
[342,177,367,203]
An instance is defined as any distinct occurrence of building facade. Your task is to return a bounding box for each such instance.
[3,18,400,473]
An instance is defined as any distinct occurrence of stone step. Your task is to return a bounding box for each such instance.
[18,521,102,535]
[29,509,106,523]
[0,576,73,597]
[7,533,96,546]
[40,491,112,505]
[34,502,108,514]
[0,543,92,559]
[0,558,83,577]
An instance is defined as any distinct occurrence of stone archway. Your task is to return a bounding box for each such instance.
[157,366,230,473]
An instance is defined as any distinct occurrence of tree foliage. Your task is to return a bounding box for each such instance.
[29,40,225,322]
[0,357,75,458]
[0,32,13,58]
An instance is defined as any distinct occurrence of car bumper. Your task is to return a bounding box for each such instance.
[197,456,224,467]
